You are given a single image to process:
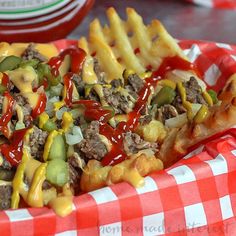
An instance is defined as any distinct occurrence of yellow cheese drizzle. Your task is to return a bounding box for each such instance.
[27,163,47,207]
[43,130,58,162]
[194,104,209,124]
[53,101,65,112]
[158,79,176,90]
[15,104,24,123]
[49,184,73,217]
[177,82,193,119]
[82,56,98,84]
[11,128,34,208]
[62,112,73,132]
[39,112,49,129]
[11,148,30,209]
[202,91,213,106]
[7,66,39,109]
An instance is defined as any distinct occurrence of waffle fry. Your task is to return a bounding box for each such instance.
[78,7,186,81]
[158,75,236,167]
[81,151,163,192]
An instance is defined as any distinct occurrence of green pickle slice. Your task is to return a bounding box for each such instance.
[152,86,176,107]
[0,56,22,72]
[46,159,69,187]
[48,134,66,161]
[42,119,57,132]
[207,89,218,104]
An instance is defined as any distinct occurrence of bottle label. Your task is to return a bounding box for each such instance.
[0,0,73,19]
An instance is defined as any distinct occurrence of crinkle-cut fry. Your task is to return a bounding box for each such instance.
[80,153,163,192]
[126,8,155,67]
[149,20,187,60]
[90,18,107,42]
[158,96,236,168]
[78,37,100,84]
[218,74,236,102]
[89,35,123,80]
[79,7,187,81]
[158,74,236,168]
[106,7,145,74]
[78,37,90,54]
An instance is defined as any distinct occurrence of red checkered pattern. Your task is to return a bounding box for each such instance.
[1,39,236,235]
[186,0,236,9]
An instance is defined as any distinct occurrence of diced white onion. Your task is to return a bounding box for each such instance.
[165,113,187,128]
[165,103,202,128]
[15,121,25,130]
[65,126,83,145]
[171,70,207,91]
[56,106,68,120]
[192,103,202,114]
[45,96,59,117]
[72,126,83,137]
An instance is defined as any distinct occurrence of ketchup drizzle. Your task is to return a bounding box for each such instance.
[98,56,200,166]
[152,55,202,78]
[31,93,47,119]
[0,128,29,166]
[48,47,86,77]
[64,72,74,107]
[0,53,199,168]
[2,73,10,87]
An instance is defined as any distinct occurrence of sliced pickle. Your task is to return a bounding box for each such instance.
[0,56,22,72]
[152,86,176,108]
[48,134,66,161]
[207,89,218,104]
[42,119,57,132]
[46,159,69,187]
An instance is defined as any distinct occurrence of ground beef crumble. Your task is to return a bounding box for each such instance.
[68,154,85,194]
[29,126,48,160]
[21,43,46,62]
[0,185,12,210]
[123,132,158,155]
[184,77,207,104]
[76,121,108,161]
[156,105,178,123]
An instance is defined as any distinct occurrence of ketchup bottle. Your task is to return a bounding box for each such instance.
[0,0,94,42]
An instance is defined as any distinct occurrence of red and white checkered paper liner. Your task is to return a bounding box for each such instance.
[187,0,236,9]
[1,39,236,236]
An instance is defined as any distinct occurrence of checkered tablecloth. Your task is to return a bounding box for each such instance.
[0,39,236,236]
[187,0,236,9]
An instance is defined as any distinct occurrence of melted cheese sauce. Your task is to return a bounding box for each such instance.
[15,104,24,123]
[62,112,73,132]
[82,56,98,84]
[27,163,47,208]
[39,112,49,129]
[43,130,59,162]
[49,196,73,217]
[12,147,73,216]
[81,154,163,192]
[0,42,58,59]
[49,184,74,217]
[203,91,213,106]
[7,66,39,109]
[11,147,31,209]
